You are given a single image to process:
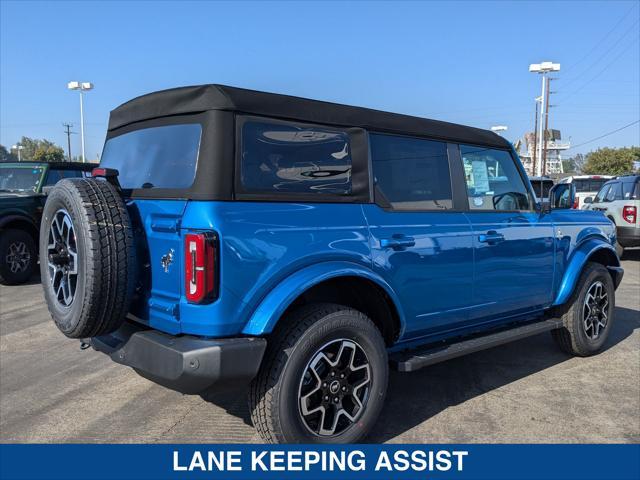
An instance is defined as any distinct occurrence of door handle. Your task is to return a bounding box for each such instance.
[380,235,416,250]
[478,231,505,244]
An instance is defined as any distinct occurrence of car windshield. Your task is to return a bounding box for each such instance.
[100,123,201,189]
[0,165,44,192]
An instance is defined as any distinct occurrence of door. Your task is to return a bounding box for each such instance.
[457,144,555,322]
[364,133,474,341]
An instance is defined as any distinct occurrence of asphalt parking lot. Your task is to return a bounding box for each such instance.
[1,252,638,444]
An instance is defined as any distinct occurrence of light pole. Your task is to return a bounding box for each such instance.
[529,62,560,176]
[67,81,94,163]
[11,144,24,161]
[490,125,508,136]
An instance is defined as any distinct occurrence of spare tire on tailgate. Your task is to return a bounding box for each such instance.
[39,178,136,338]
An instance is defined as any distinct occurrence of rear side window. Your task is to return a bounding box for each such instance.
[370,133,452,210]
[100,124,201,189]
[240,120,351,195]
[460,145,531,211]
[622,181,639,200]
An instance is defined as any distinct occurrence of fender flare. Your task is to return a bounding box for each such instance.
[241,261,406,336]
[553,238,621,306]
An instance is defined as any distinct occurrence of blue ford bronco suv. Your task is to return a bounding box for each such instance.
[41,85,623,444]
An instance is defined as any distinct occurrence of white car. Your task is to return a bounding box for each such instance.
[557,175,613,210]
[584,175,640,257]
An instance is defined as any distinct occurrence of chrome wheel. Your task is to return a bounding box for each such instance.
[47,209,78,307]
[583,281,608,340]
[298,338,371,437]
[5,241,30,273]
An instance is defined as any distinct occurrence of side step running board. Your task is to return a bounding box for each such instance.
[390,318,564,373]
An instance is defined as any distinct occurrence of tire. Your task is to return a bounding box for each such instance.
[249,303,388,444]
[39,178,136,339]
[551,262,615,356]
[0,229,37,285]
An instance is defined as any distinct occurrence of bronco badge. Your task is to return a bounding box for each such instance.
[160,249,174,273]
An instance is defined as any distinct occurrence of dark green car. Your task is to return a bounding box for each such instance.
[0,162,93,285]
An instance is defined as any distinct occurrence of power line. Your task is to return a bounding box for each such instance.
[561,3,639,76]
[566,120,639,150]
[556,35,640,104]
[558,17,640,93]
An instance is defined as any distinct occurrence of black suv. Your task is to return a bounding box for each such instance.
[0,162,93,284]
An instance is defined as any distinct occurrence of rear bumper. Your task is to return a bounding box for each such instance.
[617,226,640,247]
[86,322,267,394]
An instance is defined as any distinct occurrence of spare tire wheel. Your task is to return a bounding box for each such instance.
[39,178,136,338]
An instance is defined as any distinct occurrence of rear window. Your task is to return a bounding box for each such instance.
[574,178,609,192]
[100,124,201,189]
[370,133,452,210]
[240,120,351,195]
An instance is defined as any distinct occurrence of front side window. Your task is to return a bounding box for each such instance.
[594,184,611,203]
[605,182,622,202]
[460,145,531,211]
[100,123,201,189]
[240,120,351,195]
[370,134,452,210]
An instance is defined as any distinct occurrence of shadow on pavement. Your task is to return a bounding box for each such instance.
[201,306,639,441]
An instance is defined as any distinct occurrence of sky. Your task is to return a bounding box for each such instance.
[1,0,639,161]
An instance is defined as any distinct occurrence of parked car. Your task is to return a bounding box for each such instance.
[0,161,93,285]
[41,85,623,444]
[557,175,613,210]
[528,176,555,205]
[584,175,639,257]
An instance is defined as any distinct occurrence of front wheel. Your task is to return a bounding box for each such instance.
[0,229,37,285]
[249,303,388,443]
[552,262,615,356]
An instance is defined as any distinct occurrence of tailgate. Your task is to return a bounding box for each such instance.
[126,198,188,334]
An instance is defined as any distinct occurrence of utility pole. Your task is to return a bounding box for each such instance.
[542,78,553,176]
[62,123,75,162]
[529,62,560,176]
[532,99,539,176]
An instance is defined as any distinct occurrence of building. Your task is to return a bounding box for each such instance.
[519,130,571,176]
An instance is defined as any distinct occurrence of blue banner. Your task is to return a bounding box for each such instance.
[1,444,638,480]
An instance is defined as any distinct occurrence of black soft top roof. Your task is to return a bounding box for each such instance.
[108,84,510,149]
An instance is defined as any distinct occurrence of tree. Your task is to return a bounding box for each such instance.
[8,137,66,162]
[0,144,17,163]
[33,144,65,163]
[583,147,640,176]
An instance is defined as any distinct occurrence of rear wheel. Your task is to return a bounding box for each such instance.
[0,229,37,285]
[249,303,388,443]
[552,262,614,356]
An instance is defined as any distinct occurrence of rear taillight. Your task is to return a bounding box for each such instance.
[623,206,637,224]
[573,196,579,209]
[184,232,218,303]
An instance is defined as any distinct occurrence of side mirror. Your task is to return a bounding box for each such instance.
[546,183,576,212]
[583,196,593,204]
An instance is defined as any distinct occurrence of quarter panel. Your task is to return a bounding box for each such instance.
[179,201,371,336]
